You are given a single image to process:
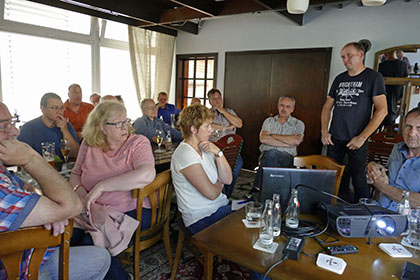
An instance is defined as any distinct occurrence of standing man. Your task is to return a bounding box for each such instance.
[18,92,79,159]
[208,88,244,198]
[0,102,110,279]
[64,84,94,140]
[321,42,388,203]
[134,98,182,144]
[368,107,420,211]
[253,96,305,188]
[157,91,180,125]
[396,50,412,73]
[378,51,409,126]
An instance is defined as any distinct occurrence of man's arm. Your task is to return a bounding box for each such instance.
[215,107,243,128]
[321,96,335,146]
[368,162,420,207]
[0,138,83,228]
[347,94,388,150]
[260,130,303,147]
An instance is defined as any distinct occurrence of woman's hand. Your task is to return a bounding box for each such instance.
[199,140,220,156]
[85,183,104,209]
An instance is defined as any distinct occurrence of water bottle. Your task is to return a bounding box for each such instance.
[166,130,172,151]
[259,199,274,248]
[285,189,299,229]
[398,190,411,234]
[272,194,281,237]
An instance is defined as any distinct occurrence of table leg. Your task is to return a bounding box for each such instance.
[203,251,214,280]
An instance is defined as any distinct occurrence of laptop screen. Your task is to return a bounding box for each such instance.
[259,167,337,214]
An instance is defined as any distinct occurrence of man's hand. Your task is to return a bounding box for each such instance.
[367,162,389,191]
[321,131,334,146]
[346,135,367,150]
[56,116,68,132]
[0,138,38,166]
[43,219,69,236]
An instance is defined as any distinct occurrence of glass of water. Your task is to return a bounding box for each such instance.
[245,201,262,226]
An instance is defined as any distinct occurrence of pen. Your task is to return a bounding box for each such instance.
[238,199,251,205]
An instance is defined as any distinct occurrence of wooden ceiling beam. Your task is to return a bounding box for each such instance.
[169,0,221,16]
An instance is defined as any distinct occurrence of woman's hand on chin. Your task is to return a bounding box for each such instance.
[199,141,220,156]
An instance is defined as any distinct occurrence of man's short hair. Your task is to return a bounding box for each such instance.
[343,42,365,53]
[406,107,420,119]
[207,88,221,98]
[141,98,155,110]
[40,92,61,107]
[68,83,80,91]
[278,95,296,106]
[157,92,168,98]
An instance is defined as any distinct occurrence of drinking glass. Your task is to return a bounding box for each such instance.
[245,201,262,226]
[60,139,71,169]
[155,129,164,153]
[170,114,176,128]
[41,142,55,167]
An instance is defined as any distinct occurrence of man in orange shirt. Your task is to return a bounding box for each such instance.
[64,84,94,140]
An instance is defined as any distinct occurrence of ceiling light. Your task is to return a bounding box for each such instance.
[287,0,309,14]
[361,0,387,6]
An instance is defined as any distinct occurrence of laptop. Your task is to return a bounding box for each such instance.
[258,167,337,214]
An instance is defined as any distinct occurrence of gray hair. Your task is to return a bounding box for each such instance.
[141,98,155,110]
[40,92,61,107]
[278,95,296,106]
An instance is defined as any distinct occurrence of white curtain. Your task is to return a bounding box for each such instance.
[128,27,175,106]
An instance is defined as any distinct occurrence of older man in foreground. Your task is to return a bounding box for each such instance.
[368,107,420,211]
[0,102,110,279]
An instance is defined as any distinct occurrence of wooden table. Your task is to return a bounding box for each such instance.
[192,209,420,279]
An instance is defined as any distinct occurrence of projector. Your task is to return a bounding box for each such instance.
[320,203,407,238]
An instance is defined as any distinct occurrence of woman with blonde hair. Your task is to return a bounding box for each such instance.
[171,104,232,234]
[70,101,155,280]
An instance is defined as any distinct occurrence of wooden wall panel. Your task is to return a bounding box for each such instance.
[224,48,332,169]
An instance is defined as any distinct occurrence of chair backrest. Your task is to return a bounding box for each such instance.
[214,134,243,169]
[367,132,403,166]
[0,220,73,280]
[293,155,345,198]
[133,169,173,250]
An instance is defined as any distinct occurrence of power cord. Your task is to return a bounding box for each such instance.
[262,253,288,280]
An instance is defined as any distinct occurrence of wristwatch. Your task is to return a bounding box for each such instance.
[216,150,224,158]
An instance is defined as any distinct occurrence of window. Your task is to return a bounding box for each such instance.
[0,32,91,122]
[4,0,91,34]
[176,53,217,108]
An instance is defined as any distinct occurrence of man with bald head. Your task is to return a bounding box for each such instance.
[64,84,94,140]
[0,102,110,279]
[133,98,182,144]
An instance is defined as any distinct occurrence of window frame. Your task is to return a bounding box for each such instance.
[175,53,218,108]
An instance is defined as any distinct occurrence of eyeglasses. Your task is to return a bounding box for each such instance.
[46,105,65,110]
[0,117,18,131]
[104,118,131,129]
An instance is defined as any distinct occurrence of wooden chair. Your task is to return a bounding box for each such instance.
[0,219,73,280]
[214,134,243,169]
[125,169,174,280]
[293,155,345,198]
[367,132,403,166]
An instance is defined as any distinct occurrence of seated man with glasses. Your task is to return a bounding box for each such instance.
[17,92,79,160]
[133,98,182,144]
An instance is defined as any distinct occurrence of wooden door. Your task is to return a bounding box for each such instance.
[224,48,332,169]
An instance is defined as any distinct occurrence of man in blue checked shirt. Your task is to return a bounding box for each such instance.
[0,102,110,280]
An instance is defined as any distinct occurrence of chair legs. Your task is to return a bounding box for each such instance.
[163,220,174,268]
[170,228,185,280]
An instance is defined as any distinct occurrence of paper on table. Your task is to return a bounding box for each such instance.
[253,240,279,254]
[242,219,261,228]
[231,199,249,211]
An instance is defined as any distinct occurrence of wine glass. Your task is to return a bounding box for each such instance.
[60,139,71,169]
[155,129,164,153]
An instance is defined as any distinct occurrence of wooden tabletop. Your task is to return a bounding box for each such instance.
[192,208,420,279]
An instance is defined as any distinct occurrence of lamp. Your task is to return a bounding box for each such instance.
[361,0,386,6]
[287,0,309,14]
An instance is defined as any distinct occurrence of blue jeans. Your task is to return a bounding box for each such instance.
[224,155,243,198]
[39,246,111,280]
[187,204,232,235]
[70,208,152,280]
[253,150,294,188]
[327,137,369,203]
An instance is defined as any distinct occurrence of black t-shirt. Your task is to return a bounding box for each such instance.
[329,68,386,141]
[378,60,409,124]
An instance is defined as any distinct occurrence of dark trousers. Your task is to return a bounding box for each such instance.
[223,155,243,198]
[253,150,294,188]
[327,137,369,203]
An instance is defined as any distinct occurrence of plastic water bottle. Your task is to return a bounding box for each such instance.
[166,130,172,151]
[259,199,274,248]
[285,189,299,229]
[272,193,281,237]
[398,190,411,235]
